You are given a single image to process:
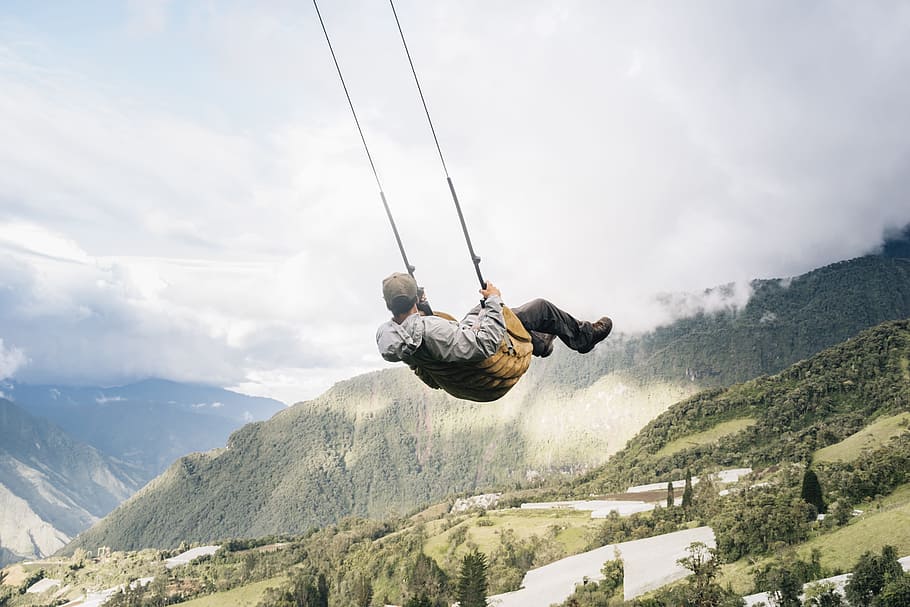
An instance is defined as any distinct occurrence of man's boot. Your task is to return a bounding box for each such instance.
[578,317,612,354]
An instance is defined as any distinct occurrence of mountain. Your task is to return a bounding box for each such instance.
[570,318,910,494]
[0,398,143,566]
[36,321,910,607]
[3,379,285,483]
[544,254,910,395]
[64,249,910,552]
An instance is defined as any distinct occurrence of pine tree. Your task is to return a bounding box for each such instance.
[682,468,694,509]
[801,468,826,514]
[404,593,433,607]
[667,481,675,508]
[456,550,488,607]
[352,574,373,607]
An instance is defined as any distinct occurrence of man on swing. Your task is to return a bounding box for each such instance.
[376,272,612,365]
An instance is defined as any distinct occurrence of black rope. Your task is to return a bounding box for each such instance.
[312,0,417,279]
[389,0,486,290]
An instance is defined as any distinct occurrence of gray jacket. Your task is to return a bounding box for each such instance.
[376,295,507,363]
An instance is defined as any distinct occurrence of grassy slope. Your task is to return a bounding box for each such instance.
[177,577,287,607]
[423,509,598,562]
[654,418,758,459]
[719,484,910,594]
[814,412,910,463]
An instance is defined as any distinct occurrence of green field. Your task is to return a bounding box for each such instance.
[654,418,758,459]
[177,576,286,607]
[423,508,598,562]
[720,484,910,594]
[814,412,910,463]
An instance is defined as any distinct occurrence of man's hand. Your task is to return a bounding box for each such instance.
[416,287,432,316]
[480,281,501,300]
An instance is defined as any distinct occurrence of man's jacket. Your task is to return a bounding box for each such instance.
[376,295,507,364]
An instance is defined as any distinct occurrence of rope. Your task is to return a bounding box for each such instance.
[311,0,416,278]
[388,0,486,290]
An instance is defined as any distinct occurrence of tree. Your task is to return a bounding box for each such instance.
[827,499,852,526]
[351,574,373,607]
[408,552,448,602]
[677,542,724,607]
[456,549,488,607]
[801,468,826,514]
[767,567,801,607]
[845,546,902,607]
[804,582,843,607]
[259,570,329,607]
[682,469,694,509]
[404,593,434,607]
[667,482,675,508]
[879,572,910,607]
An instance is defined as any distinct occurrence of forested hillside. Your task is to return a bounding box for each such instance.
[20,320,910,606]
[572,319,910,494]
[556,254,910,393]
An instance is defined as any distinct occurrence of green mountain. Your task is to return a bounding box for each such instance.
[16,321,910,607]
[571,318,910,494]
[65,251,910,552]
[554,254,910,393]
[0,399,143,566]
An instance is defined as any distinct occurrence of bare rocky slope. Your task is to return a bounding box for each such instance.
[0,399,142,566]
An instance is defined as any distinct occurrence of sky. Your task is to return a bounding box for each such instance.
[1,1,909,404]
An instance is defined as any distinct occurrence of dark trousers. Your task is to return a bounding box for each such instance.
[511,298,596,356]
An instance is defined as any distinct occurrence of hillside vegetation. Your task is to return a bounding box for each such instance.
[571,319,910,494]
[814,411,910,463]
[5,318,910,606]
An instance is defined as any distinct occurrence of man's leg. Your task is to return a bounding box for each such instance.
[528,330,557,357]
[511,299,611,354]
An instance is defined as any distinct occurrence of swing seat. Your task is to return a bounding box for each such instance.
[407,307,533,402]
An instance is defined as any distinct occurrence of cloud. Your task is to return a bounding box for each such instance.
[0,338,27,380]
[0,2,909,401]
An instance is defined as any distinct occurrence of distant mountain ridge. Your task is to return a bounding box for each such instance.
[3,378,285,481]
[0,379,284,566]
[65,247,910,552]
[0,398,142,566]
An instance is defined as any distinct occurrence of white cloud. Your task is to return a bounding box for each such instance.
[0,2,909,401]
[0,338,27,380]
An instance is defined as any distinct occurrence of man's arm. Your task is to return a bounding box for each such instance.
[419,283,506,362]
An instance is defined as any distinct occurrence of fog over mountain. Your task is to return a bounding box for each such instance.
[1,2,909,402]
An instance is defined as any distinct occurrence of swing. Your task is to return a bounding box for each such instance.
[313,0,533,402]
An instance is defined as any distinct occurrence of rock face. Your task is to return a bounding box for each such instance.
[0,398,141,565]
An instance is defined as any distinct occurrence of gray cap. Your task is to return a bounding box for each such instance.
[382,272,418,308]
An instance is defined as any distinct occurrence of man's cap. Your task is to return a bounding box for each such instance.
[382,272,419,307]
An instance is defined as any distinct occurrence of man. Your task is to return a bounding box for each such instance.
[376,272,612,365]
